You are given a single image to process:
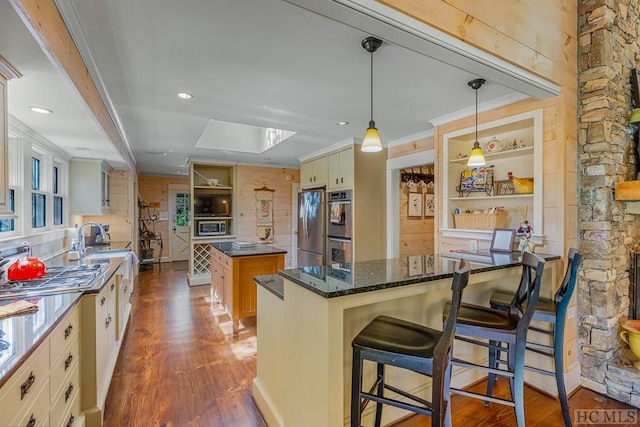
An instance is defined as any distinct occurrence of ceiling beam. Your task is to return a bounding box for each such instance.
[8,0,136,172]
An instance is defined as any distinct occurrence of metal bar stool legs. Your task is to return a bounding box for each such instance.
[350,260,471,427]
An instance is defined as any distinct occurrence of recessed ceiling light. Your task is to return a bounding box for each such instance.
[29,106,53,114]
[177,92,193,99]
[337,121,349,126]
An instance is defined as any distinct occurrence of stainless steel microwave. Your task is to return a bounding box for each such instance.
[198,220,227,236]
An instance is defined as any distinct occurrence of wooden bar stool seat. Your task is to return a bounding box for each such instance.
[350,260,471,427]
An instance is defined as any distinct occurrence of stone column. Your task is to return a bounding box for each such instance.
[579,0,640,403]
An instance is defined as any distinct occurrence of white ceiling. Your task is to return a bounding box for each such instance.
[1,0,555,176]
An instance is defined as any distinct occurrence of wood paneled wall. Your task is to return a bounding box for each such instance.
[381,0,578,255]
[138,175,189,261]
[79,169,132,243]
[399,164,435,257]
[137,167,300,267]
[234,165,300,268]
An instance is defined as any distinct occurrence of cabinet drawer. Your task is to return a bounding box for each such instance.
[50,336,80,398]
[50,306,80,366]
[54,388,82,427]
[9,375,49,427]
[0,341,49,426]
[50,362,80,427]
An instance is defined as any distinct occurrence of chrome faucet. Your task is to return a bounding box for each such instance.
[77,222,106,266]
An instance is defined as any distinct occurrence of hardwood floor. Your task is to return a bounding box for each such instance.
[105,265,637,426]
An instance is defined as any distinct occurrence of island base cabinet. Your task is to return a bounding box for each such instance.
[211,249,285,334]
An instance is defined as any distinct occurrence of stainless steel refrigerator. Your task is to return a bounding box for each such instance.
[297,189,325,267]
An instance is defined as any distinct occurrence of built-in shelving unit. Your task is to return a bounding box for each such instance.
[189,162,236,286]
[442,109,543,242]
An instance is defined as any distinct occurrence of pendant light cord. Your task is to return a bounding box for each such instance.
[370,50,374,124]
[475,84,478,142]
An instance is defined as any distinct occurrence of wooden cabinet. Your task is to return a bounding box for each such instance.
[70,159,113,215]
[442,109,543,243]
[327,147,354,190]
[210,248,285,334]
[300,156,327,188]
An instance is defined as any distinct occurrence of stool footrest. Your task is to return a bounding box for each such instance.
[450,387,516,407]
[451,358,515,378]
[360,388,434,417]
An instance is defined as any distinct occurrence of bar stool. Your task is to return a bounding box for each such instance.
[488,248,581,427]
[350,260,471,427]
[444,251,545,427]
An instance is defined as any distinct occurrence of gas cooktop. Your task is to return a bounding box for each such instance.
[0,264,107,299]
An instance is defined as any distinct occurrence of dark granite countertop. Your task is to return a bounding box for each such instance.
[211,242,287,257]
[0,242,133,388]
[254,274,284,300]
[278,252,561,299]
[0,292,83,388]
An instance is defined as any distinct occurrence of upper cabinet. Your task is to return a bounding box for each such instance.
[0,59,20,216]
[70,159,113,215]
[327,147,354,190]
[442,109,543,241]
[300,156,327,188]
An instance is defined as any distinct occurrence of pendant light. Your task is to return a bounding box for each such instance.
[467,78,486,167]
[361,36,383,153]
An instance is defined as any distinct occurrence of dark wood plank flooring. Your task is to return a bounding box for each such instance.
[104,265,637,426]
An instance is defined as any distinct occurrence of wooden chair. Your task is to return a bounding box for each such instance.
[350,260,471,427]
[444,251,546,427]
[488,248,581,427]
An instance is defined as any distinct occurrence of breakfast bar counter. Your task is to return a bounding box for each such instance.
[253,252,561,427]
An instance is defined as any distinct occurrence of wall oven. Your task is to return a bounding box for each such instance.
[196,219,227,236]
[327,190,352,264]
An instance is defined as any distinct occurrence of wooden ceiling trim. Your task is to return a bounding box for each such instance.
[8,0,135,171]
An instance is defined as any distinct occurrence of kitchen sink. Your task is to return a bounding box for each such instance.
[84,249,132,260]
[0,264,107,299]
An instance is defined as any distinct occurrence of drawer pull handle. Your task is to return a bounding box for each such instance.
[65,353,74,371]
[64,324,73,339]
[66,414,75,427]
[26,414,36,427]
[65,383,74,402]
[100,296,106,306]
[111,283,115,291]
[20,371,35,400]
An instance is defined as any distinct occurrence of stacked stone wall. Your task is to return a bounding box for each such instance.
[579,0,640,404]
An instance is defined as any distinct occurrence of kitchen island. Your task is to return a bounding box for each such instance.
[253,252,561,427]
[210,242,286,333]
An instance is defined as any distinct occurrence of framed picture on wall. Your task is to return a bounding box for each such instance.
[408,255,423,276]
[424,194,435,216]
[408,193,423,217]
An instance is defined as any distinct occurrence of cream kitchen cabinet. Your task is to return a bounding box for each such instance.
[0,59,20,216]
[81,265,120,427]
[0,303,83,427]
[300,156,327,188]
[70,159,112,215]
[327,146,354,190]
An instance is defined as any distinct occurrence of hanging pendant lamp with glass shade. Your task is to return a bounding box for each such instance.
[467,78,486,167]
[361,36,383,153]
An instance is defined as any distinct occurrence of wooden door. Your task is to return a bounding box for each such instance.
[169,185,190,261]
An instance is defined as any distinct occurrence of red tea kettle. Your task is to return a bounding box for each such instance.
[7,257,47,281]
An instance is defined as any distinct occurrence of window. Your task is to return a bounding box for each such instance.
[32,155,46,229]
[0,189,14,232]
[53,165,63,225]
